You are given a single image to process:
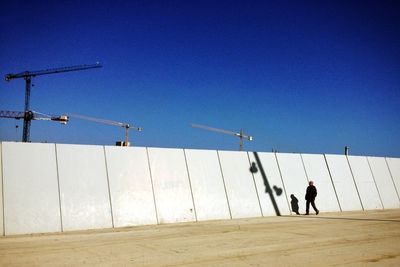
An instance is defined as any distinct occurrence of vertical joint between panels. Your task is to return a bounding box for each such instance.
[368,157,384,209]
[246,152,263,217]
[183,149,198,222]
[385,158,400,202]
[54,144,64,232]
[300,154,310,182]
[146,147,159,224]
[217,151,232,220]
[103,146,115,228]
[1,143,5,236]
[324,154,342,212]
[346,155,364,211]
[274,153,291,214]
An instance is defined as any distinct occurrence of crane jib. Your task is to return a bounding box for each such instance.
[5,63,102,81]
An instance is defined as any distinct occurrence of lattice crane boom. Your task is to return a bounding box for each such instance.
[67,113,143,146]
[191,123,253,151]
[0,110,68,123]
[4,63,102,81]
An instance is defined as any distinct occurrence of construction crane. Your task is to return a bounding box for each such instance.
[0,110,69,141]
[191,123,253,151]
[4,62,102,142]
[67,113,143,146]
[0,110,68,123]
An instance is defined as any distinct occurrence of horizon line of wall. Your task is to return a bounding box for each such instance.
[0,141,399,236]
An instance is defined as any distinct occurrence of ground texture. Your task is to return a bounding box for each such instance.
[1,209,400,266]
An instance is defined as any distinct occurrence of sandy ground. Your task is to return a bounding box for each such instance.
[1,209,400,266]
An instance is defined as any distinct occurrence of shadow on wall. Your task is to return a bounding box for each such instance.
[250,152,283,216]
[290,194,300,215]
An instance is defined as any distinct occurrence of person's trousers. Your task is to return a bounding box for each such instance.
[306,199,318,214]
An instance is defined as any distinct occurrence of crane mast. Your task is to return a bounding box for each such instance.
[4,63,102,142]
[191,123,253,151]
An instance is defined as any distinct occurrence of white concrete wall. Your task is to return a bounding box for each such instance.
[56,144,113,231]
[325,154,363,211]
[301,154,340,212]
[184,149,231,221]
[147,148,196,223]
[0,143,3,236]
[347,156,383,210]
[105,146,157,227]
[386,157,400,199]
[218,151,262,219]
[248,152,291,216]
[368,157,400,209]
[276,153,309,214]
[2,142,61,235]
[1,141,400,236]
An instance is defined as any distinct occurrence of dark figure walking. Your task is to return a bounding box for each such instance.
[305,181,319,215]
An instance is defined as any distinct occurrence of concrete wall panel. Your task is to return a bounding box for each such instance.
[0,143,3,236]
[368,157,400,209]
[184,149,230,221]
[325,155,362,211]
[276,153,309,214]
[347,156,383,210]
[57,144,112,231]
[105,146,157,227]
[147,148,195,223]
[2,142,61,235]
[248,152,291,216]
[218,151,261,219]
[386,157,400,199]
[301,154,341,212]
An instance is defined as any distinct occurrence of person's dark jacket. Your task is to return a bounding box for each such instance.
[305,185,317,200]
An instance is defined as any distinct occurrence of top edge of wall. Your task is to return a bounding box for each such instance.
[0,141,398,159]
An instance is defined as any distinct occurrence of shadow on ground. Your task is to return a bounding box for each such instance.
[281,215,400,223]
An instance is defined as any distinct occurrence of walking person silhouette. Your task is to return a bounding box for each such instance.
[305,181,319,215]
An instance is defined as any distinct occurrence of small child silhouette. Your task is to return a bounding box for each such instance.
[290,194,300,215]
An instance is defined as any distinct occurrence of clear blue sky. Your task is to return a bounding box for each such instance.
[1,0,399,156]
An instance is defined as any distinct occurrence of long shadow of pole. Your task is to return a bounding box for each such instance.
[280,215,400,223]
[252,152,281,216]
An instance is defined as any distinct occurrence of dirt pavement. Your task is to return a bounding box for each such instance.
[1,209,400,266]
